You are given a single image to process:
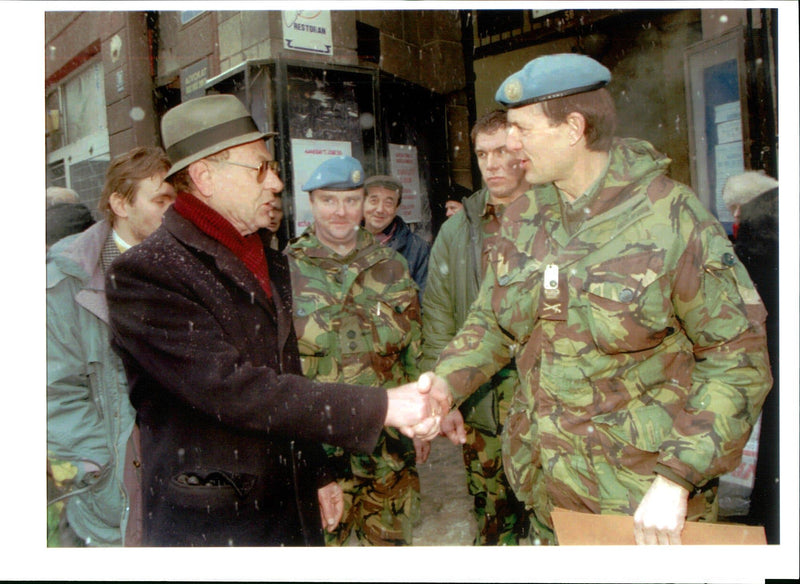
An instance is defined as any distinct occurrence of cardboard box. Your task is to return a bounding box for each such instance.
[551,507,767,545]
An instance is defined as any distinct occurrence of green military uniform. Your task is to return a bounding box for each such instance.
[422,187,527,544]
[286,226,422,546]
[434,138,772,543]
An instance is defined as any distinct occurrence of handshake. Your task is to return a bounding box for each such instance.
[384,372,454,441]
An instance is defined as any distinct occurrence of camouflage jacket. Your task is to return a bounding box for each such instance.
[434,138,771,526]
[286,227,422,477]
[422,187,518,433]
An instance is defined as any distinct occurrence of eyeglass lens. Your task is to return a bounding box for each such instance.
[258,160,280,181]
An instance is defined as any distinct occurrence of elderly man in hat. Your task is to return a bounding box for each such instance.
[363,174,430,297]
[427,54,771,545]
[286,156,424,546]
[105,96,440,547]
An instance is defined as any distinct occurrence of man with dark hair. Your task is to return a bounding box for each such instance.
[422,109,530,545]
[444,184,470,218]
[105,95,439,546]
[427,53,772,545]
[47,146,175,546]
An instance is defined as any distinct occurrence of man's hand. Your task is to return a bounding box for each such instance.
[386,373,454,440]
[633,474,690,544]
[440,408,467,445]
[385,375,436,438]
[413,438,431,464]
[426,372,455,416]
[405,373,456,440]
[317,481,344,533]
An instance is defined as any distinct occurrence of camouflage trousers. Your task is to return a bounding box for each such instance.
[462,424,528,545]
[324,465,420,546]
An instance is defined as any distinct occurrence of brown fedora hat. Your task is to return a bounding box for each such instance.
[161,94,277,178]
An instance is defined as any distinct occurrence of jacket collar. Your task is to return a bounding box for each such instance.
[48,220,113,323]
[161,207,278,320]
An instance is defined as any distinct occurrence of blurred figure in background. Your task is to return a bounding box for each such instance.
[363,174,431,297]
[46,200,95,250]
[265,192,285,250]
[47,146,175,546]
[46,186,80,207]
[444,183,471,218]
[723,170,779,544]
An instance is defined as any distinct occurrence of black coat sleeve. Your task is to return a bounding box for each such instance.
[106,237,386,454]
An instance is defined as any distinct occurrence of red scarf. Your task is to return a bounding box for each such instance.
[174,191,272,299]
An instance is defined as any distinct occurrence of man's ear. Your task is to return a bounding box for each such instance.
[188,160,213,200]
[565,112,587,146]
[108,192,128,219]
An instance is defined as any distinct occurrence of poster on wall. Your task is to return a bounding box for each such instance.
[388,143,422,223]
[283,11,333,55]
[713,101,744,223]
[291,138,352,236]
[684,28,748,233]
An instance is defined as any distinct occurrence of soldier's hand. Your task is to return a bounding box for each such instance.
[423,372,454,419]
[317,481,343,533]
[440,409,467,445]
[413,437,431,463]
[409,372,453,440]
[633,474,690,544]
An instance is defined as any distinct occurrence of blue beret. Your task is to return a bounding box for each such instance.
[495,53,611,108]
[301,155,365,191]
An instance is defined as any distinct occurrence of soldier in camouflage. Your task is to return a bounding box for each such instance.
[422,110,531,545]
[287,156,423,546]
[427,54,772,545]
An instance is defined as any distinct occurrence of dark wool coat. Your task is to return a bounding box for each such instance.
[106,207,387,546]
[734,187,779,543]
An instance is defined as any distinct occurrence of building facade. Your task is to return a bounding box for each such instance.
[45,7,778,240]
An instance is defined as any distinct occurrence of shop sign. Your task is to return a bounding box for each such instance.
[181,58,209,102]
[283,11,333,55]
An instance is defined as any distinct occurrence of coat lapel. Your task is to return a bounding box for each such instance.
[164,209,277,320]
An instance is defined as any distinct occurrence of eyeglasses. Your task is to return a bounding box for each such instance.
[215,159,281,182]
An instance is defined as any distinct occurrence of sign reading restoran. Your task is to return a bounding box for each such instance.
[283,11,333,56]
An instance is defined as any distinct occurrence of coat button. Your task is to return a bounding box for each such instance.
[349,341,357,350]
[618,288,634,303]
[347,330,356,338]
[722,252,736,266]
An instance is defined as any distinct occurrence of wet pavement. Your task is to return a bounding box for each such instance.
[413,436,476,546]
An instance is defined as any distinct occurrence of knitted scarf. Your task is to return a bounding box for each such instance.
[174,191,272,299]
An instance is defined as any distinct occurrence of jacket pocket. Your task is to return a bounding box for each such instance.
[293,297,334,378]
[367,290,416,356]
[592,404,673,455]
[581,254,673,354]
[492,261,541,346]
[167,469,257,513]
